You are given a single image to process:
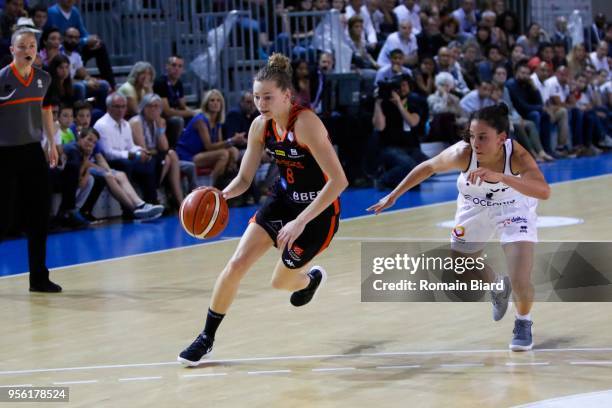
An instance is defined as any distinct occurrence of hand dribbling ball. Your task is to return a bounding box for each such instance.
[179,187,229,239]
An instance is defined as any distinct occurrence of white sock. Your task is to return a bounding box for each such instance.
[516,312,531,321]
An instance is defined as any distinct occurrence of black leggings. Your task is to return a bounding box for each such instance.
[0,143,51,285]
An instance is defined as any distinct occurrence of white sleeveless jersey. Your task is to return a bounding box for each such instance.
[451,139,538,253]
[457,139,525,208]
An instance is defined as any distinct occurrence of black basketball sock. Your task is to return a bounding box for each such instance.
[203,308,225,340]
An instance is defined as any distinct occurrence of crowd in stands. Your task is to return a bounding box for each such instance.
[0,0,611,232]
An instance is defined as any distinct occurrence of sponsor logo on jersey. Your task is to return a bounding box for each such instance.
[463,194,516,207]
[291,190,320,203]
[284,258,295,267]
[502,216,528,226]
[276,158,305,169]
[452,226,465,238]
[274,149,286,157]
[287,131,295,142]
[37,79,43,88]
[0,88,16,101]
[520,225,528,233]
[290,148,298,156]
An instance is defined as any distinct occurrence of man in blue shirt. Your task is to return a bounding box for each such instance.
[45,0,115,88]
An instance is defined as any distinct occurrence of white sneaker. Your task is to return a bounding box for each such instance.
[134,203,164,218]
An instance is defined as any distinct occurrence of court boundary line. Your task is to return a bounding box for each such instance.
[1,347,612,376]
[1,173,609,280]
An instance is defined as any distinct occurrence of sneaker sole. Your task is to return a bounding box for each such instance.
[177,350,214,367]
[509,342,533,352]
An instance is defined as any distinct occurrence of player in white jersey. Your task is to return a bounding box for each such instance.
[368,104,550,351]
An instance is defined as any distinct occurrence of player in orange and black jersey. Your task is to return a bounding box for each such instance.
[178,53,348,366]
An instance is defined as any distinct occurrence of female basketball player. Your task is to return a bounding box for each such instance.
[178,54,348,366]
[368,104,550,351]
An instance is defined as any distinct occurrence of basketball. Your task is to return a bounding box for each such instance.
[179,188,229,239]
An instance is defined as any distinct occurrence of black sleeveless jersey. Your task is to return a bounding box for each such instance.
[262,104,339,212]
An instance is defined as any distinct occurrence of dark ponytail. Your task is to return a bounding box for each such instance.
[463,103,510,141]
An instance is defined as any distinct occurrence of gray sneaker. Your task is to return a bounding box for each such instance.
[134,203,164,219]
[491,275,512,321]
[509,319,533,351]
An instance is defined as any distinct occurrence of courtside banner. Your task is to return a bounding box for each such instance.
[361,242,612,302]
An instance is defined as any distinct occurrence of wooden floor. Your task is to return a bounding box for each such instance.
[1,176,611,407]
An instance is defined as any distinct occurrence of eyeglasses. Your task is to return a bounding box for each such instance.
[111,104,127,109]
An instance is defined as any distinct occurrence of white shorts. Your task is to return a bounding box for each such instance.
[450,198,538,254]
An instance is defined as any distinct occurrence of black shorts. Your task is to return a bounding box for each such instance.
[252,194,340,269]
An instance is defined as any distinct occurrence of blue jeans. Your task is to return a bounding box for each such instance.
[379,146,428,188]
[526,110,552,153]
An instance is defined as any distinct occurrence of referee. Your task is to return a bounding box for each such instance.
[0,28,61,292]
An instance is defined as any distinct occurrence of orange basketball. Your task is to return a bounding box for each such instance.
[179,188,229,239]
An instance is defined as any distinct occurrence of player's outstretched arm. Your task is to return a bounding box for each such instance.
[222,116,266,200]
[367,141,469,214]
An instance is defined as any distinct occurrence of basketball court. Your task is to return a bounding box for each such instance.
[1,158,611,407]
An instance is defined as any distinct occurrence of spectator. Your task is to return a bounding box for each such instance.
[95,93,160,205]
[545,65,593,155]
[589,41,610,77]
[416,16,444,59]
[573,72,609,151]
[451,0,477,35]
[374,48,412,85]
[0,0,28,62]
[435,46,470,95]
[377,19,418,67]
[427,72,466,143]
[64,127,164,220]
[516,23,547,58]
[55,103,76,144]
[439,17,461,47]
[153,55,196,148]
[310,51,334,113]
[506,61,553,155]
[567,43,591,77]
[30,4,47,30]
[176,89,244,188]
[43,54,76,107]
[478,44,505,82]
[292,59,314,107]
[62,27,110,113]
[552,40,568,70]
[459,41,481,89]
[393,0,421,35]
[129,93,184,206]
[584,13,606,52]
[347,14,379,73]
[480,10,504,47]
[492,65,553,162]
[414,55,435,96]
[365,0,383,36]
[345,0,378,47]
[551,16,571,54]
[475,24,492,50]
[372,74,428,188]
[527,42,554,73]
[71,100,92,135]
[496,10,520,52]
[378,0,399,42]
[45,0,116,88]
[225,91,258,145]
[38,26,61,67]
[459,78,495,113]
[118,61,155,118]
[504,43,525,79]
[530,61,550,102]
